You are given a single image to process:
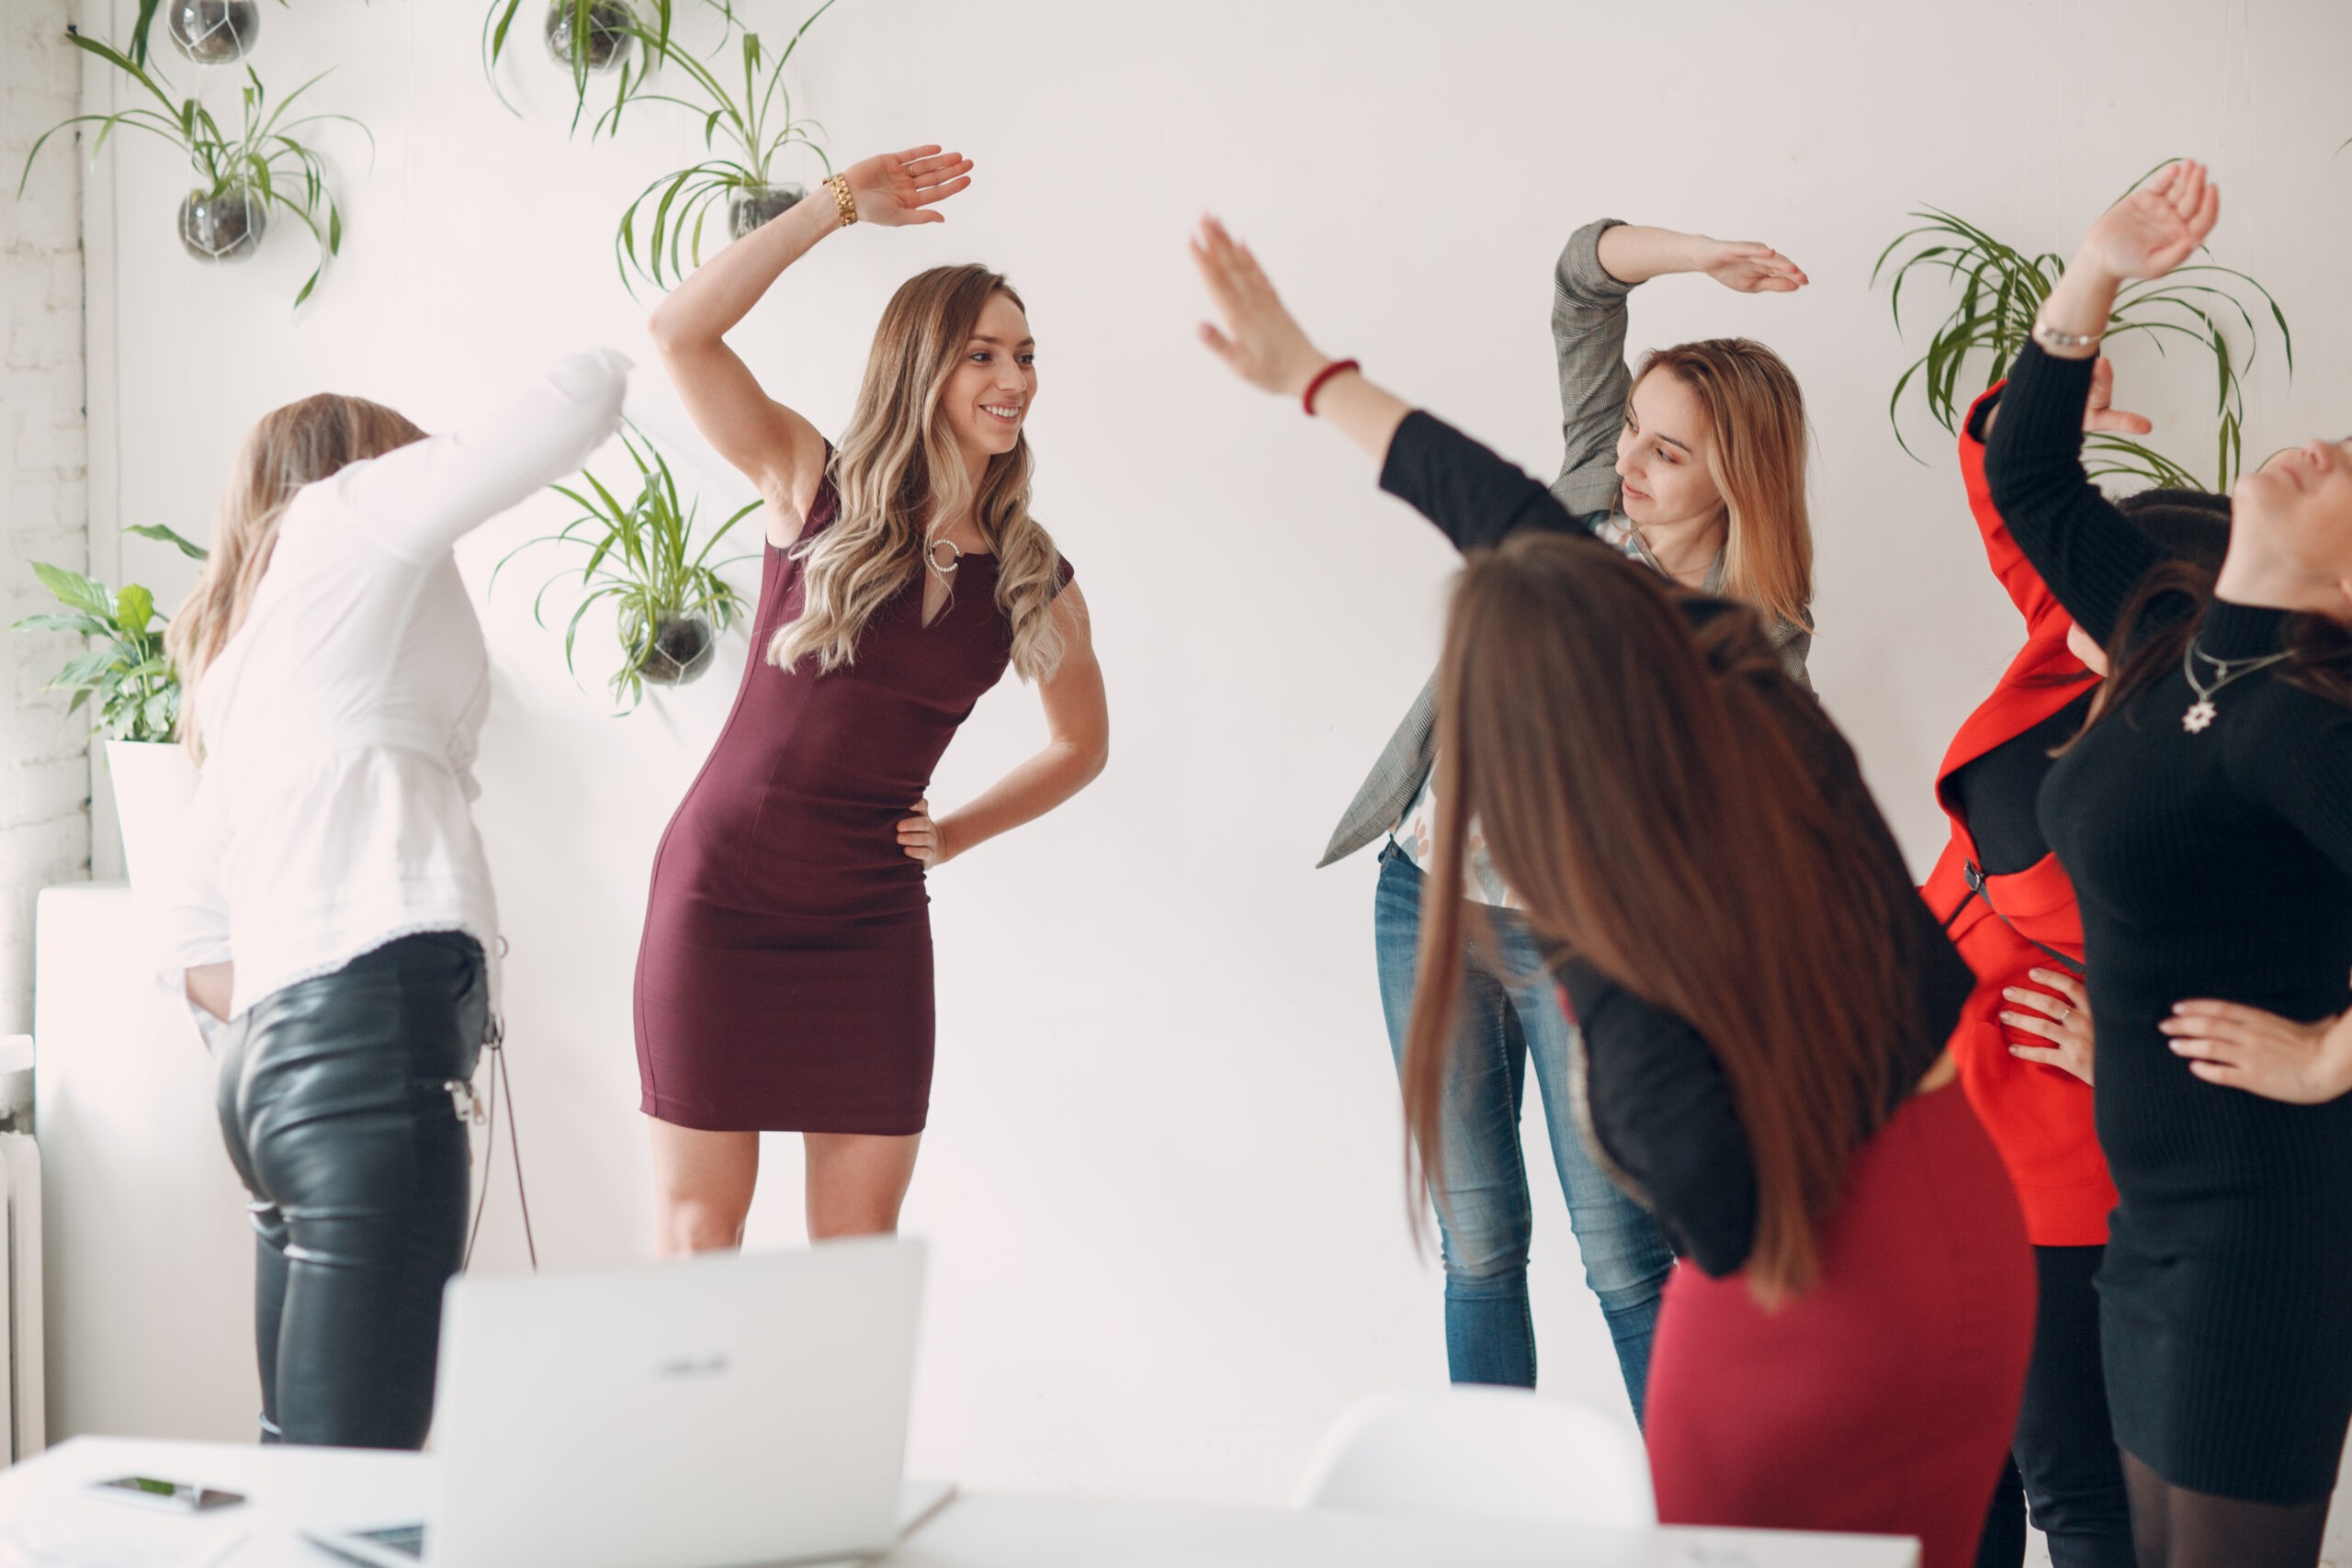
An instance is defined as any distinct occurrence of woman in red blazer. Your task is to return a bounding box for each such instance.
[1928,369,2229,1568]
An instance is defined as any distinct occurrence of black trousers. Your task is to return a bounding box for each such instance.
[1977,1244,2136,1568]
[215,931,485,1450]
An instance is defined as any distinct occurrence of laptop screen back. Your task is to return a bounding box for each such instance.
[427,1237,926,1568]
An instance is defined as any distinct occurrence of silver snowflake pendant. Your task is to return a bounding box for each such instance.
[2183,698,2218,734]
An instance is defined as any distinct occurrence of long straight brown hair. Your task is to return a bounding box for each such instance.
[1635,340,1813,636]
[1402,533,1913,1303]
[166,393,428,756]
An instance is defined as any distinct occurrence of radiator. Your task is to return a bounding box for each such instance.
[1,1032,40,1464]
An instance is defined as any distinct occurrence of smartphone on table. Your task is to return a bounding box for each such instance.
[84,1474,246,1513]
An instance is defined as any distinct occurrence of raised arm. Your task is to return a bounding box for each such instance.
[1550,220,1807,513]
[1190,217,1592,551]
[1983,162,2218,646]
[646,146,974,543]
[1551,219,1634,511]
[1961,359,2152,638]
[333,349,631,566]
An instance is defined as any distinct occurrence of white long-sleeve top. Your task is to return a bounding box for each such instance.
[159,349,631,1021]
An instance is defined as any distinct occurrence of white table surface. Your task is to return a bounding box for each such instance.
[0,1436,1920,1568]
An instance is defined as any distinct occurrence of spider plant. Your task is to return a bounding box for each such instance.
[609,0,840,296]
[13,526,209,744]
[481,0,677,136]
[1873,176,2291,492]
[20,31,367,308]
[493,423,760,713]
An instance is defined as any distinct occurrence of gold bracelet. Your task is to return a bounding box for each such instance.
[825,173,857,229]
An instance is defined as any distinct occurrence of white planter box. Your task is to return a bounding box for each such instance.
[102,740,198,895]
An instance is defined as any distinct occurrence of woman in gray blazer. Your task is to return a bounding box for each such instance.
[1317,217,1815,1410]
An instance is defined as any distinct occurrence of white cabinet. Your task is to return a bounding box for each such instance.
[32,884,256,1446]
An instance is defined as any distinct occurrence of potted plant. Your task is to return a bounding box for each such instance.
[123,0,280,67]
[481,0,675,135]
[1874,175,2291,491]
[610,0,840,295]
[19,34,368,308]
[12,526,209,891]
[494,425,759,713]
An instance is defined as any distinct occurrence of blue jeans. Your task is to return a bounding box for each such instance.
[1373,841,1671,1416]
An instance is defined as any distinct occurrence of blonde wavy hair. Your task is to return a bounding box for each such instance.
[1635,339,1815,636]
[166,394,428,755]
[770,265,1069,683]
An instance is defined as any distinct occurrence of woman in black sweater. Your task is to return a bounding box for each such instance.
[1982,160,2352,1568]
[1192,219,2033,1565]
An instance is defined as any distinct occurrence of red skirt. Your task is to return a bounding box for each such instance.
[1645,1084,2034,1568]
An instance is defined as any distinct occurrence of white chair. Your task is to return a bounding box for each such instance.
[1292,1385,1655,1529]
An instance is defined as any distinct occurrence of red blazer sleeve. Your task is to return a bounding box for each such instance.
[1960,382,2071,641]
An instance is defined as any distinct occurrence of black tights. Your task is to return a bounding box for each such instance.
[1976,1245,2135,1568]
[2121,1451,2330,1568]
[215,932,484,1450]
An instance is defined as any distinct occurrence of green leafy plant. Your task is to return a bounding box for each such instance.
[494,424,760,712]
[20,33,368,308]
[12,525,209,744]
[1873,178,2291,491]
[482,0,678,135]
[610,0,839,295]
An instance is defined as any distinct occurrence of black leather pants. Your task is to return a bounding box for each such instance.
[215,931,485,1450]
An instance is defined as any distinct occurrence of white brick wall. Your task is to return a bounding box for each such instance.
[2,0,92,1033]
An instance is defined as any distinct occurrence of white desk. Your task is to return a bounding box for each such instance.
[1,1437,1918,1567]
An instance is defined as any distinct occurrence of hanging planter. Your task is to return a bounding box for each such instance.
[641,615,718,685]
[21,39,368,309]
[613,2,839,294]
[492,423,757,713]
[542,0,634,73]
[177,181,266,262]
[482,0,672,135]
[164,0,261,65]
[727,181,804,241]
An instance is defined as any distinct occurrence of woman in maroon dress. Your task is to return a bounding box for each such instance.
[636,145,1109,1251]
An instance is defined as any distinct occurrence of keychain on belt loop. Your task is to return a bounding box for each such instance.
[458,935,538,1273]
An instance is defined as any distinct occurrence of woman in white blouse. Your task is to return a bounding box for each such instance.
[161,351,628,1449]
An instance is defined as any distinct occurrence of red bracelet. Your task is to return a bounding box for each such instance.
[1302,358,1361,417]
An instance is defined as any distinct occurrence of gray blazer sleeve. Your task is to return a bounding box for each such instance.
[1550,219,1634,516]
[1771,624,1815,694]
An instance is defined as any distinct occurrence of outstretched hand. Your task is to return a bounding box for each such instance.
[1191,216,1329,399]
[2076,160,2218,285]
[843,146,974,227]
[2084,357,2153,435]
[2162,988,2352,1104]
[1694,239,1808,295]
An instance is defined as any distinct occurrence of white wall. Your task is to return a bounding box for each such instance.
[43,0,2352,1508]
[2,0,91,1035]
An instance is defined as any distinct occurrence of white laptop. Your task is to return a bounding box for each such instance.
[306,1236,947,1568]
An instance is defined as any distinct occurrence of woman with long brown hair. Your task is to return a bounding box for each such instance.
[1983,161,2352,1568]
[1193,219,2033,1564]
[635,146,1109,1252]
[158,352,631,1447]
[1319,213,1814,1409]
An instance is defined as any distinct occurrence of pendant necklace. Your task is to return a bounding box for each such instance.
[924,536,962,581]
[2180,637,2290,733]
